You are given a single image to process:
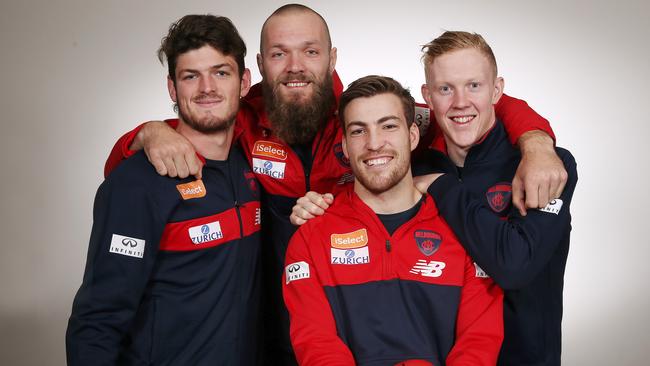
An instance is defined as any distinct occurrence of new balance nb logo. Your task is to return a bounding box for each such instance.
[409,260,446,277]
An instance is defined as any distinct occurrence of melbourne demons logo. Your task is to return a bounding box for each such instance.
[414,230,441,256]
[244,170,259,199]
[333,143,350,167]
[486,182,512,213]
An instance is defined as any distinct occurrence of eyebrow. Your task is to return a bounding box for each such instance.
[268,40,321,50]
[178,63,234,74]
[346,115,402,129]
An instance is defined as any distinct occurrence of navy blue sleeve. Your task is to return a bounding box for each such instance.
[66,174,168,365]
[427,149,577,290]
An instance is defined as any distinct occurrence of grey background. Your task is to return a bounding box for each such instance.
[1,0,648,364]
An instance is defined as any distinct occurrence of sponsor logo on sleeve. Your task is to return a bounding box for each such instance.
[409,260,446,277]
[109,234,145,258]
[176,180,206,200]
[486,182,512,213]
[474,262,489,278]
[538,199,563,215]
[414,230,442,256]
[285,261,310,284]
[255,207,261,226]
[414,105,431,136]
[330,229,370,265]
[188,221,223,244]
[252,140,288,160]
[252,158,286,179]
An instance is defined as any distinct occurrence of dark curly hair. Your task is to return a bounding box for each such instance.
[158,14,246,82]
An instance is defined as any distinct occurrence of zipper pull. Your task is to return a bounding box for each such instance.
[385,239,391,252]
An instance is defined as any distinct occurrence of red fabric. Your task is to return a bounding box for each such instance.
[283,187,503,365]
[159,201,261,251]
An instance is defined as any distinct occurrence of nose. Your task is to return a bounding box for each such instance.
[365,128,385,151]
[199,75,216,93]
[286,52,305,74]
[452,89,469,109]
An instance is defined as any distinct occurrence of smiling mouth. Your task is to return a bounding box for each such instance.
[450,115,476,124]
[284,81,310,88]
[364,157,392,167]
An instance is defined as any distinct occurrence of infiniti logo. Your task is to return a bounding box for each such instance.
[288,264,301,273]
[122,238,138,247]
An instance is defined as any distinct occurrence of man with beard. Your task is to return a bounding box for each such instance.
[283,75,504,366]
[104,4,564,364]
[66,15,262,365]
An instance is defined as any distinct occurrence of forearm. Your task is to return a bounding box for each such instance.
[428,173,575,289]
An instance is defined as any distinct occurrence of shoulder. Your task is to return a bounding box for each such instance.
[102,151,183,197]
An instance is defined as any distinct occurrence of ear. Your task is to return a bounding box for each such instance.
[421,83,434,110]
[240,68,252,98]
[167,76,177,103]
[492,77,504,105]
[342,133,349,159]
[256,53,264,76]
[328,47,337,74]
[409,122,420,152]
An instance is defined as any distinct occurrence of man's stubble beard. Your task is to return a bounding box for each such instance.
[262,73,335,145]
[352,158,410,195]
[175,92,237,134]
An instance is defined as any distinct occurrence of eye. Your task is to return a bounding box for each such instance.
[349,127,365,136]
[182,74,198,81]
[469,82,480,90]
[214,70,230,77]
[306,49,319,56]
[383,123,398,130]
[271,51,285,58]
[439,85,451,95]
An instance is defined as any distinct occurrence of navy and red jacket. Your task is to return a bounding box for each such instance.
[414,121,577,366]
[103,72,554,365]
[67,141,262,365]
[283,187,504,366]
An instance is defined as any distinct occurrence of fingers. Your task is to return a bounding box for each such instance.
[186,151,203,180]
[290,192,334,226]
[511,176,527,216]
[290,204,315,226]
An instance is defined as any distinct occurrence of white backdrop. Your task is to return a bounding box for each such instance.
[1,0,648,364]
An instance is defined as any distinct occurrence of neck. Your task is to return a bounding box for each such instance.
[446,143,469,167]
[176,120,234,161]
[446,116,497,167]
[354,169,422,214]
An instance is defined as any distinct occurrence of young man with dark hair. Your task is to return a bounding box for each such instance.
[283,75,504,366]
[66,15,261,365]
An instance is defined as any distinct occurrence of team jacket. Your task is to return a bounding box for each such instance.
[103,72,554,365]
[414,122,578,366]
[66,143,262,366]
[283,187,504,366]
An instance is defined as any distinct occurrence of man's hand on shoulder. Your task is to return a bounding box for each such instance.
[290,191,334,226]
[133,121,202,179]
[514,130,568,216]
[413,173,444,194]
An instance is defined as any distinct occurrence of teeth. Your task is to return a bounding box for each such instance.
[286,82,308,87]
[366,157,390,166]
[451,116,474,123]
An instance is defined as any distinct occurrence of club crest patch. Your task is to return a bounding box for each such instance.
[414,230,442,256]
[486,182,512,213]
[333,143,350,167]
[244,170,260,199]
